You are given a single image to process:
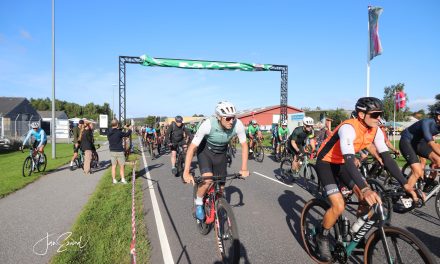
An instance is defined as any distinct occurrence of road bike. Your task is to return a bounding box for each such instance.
[192,173,244,263]
[301,199,435,264]
[174,144,186,180]
[226,142,236,168]
[401,162,440,219]
[249,136,264,162]
[146,137,156,159]
[275,140,289,162]
[280,152,319,194]
[22,147,47,177]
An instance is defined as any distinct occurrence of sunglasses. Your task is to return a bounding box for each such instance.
[223,116,235,122]
[368,112,383,119]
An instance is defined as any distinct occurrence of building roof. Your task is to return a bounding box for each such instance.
[38,110,68,119]
[0,97,27,116]
[236,105,303,118]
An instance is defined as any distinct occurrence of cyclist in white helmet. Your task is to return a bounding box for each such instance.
[183,101,249,221]
[23,122,47,158]
[286,116,315,171]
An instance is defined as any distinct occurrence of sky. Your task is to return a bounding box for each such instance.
[1,0,439,118]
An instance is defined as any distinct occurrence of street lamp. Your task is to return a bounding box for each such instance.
[111,84,117,120]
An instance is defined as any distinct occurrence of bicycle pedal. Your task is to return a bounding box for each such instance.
[400,197,413,208]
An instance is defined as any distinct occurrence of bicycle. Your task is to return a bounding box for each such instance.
[249,136,264,162]
[146,137,156,159]
[192,173,244,263]
[91,145,100,169]
[279,152,319,194]
[301,199,435,264]
[226,142,236,168]
[72,149,84,170]
[174,144,186,179]
[401,161,440,219]
[275,140,289,162]
[22,147,47,177]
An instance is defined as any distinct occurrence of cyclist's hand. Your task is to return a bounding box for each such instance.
[239,170,250,178]
[183,172,194,185]
[394,150,400,157]
[404,183,425,203]
[363,189,382,206]
[354,158,361,168]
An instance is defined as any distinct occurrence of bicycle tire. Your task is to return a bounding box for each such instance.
[366,178,392,221]
[300,199,336,263]
[22,156,33,177]
[37,153,47,172]
[435,190,440,220]
[279,158,294,184]
[303,164,319,196]
[215,198,240,264]
[364,225,435,264]
[193,184,211,235]
[254,145,264,162]
[92,151,99,168]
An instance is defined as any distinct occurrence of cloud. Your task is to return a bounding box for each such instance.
[19,30,32,41]
[407,97,436,111]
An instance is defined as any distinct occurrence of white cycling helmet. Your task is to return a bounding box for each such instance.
[31,122,39,129]
[215,101,236,117]
[303,116,314,126]
[251,119,257,125]
[281,120,288,126]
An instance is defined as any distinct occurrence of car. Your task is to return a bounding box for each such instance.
[0,136,22,151]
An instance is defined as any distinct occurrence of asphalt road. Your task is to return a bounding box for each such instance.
[140,143,440,264]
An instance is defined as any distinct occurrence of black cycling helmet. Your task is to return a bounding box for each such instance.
[175,115,183,123]
[434,107,440,115]
[355,97,384,113]
[350,111,358,119]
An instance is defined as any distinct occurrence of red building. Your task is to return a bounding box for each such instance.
[237,105,303,130]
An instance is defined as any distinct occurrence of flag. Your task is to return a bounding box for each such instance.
[369,6,383,61]
[395,91,406,110]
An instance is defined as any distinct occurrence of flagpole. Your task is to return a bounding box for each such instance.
[367,7,371,97]
[393,89,396,148]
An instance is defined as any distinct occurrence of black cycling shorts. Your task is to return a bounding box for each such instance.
[170,140,185,151]
[73,143,80,153]
[33,140,47,149]
[316,160,356,197]
[197,143,227,177]
[399,138,432,165]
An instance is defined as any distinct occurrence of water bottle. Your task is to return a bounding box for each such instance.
[342,216,351,241]
[350,216,366,234]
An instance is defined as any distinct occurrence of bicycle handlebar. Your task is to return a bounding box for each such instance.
[193,173,245,184]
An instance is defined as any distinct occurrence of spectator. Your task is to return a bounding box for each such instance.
[107,119,132,184]
[79,120,94,174]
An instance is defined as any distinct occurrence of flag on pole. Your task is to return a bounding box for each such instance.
[368,6,383,61]
[395,91,406,110]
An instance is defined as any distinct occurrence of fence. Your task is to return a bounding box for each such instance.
[0,118,41,139]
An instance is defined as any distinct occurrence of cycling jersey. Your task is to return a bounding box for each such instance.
[23,128,47,148]
[401,118,440,142]
[278,126,289,139]
[192,116,246,153]
[247,125,259,136]
[288,126,314,150]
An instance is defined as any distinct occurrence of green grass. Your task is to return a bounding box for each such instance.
[50,156,150,264]
[0,143,73,198]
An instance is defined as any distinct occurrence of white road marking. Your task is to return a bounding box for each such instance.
[139,139,175,264]
[253,171,293,188]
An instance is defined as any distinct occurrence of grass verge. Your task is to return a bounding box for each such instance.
[0,143,73,198]
[50,155,149,264]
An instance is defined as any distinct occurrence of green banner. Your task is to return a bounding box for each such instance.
[140,54,272,71]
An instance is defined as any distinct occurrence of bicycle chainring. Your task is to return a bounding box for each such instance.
[334,243,348,263]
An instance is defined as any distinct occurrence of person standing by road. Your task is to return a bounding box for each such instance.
[107,119,132,184]
[79,120,94,175]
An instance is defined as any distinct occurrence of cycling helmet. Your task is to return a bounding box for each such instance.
[355,97,384,113]
[251,119,257,125]
[281,120,288,126]
[31,122,39,129]
[303,117,314,126]
[350,111,358,119]
[215,101,236,117]
[175,115,183,123]
[434,107,440,116]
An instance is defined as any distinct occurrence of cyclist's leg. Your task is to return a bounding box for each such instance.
[170,144,177,171]
[400,139,424,187]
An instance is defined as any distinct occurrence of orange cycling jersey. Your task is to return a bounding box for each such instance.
[317,119,378,164]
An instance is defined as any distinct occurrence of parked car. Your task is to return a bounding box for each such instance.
[0,136,22,151]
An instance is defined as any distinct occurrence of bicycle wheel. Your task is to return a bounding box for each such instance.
[435,190,440,220]
[193,184,211,235]
[91,151,99,168]
[300,199,336,263]
[303,164,319,195]
[37,153,47,172]
[254,145,264,162]
[366,178,392,221]
[364,226,435,264]
[22,157,33,177]
[215,198,240,264]
[279,158,294,183]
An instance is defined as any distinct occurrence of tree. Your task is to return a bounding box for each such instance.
[413,109,426,119]
[427,94,440,115]
[326,108,348,129]
[382,83,411,122]
[145,116,156,126]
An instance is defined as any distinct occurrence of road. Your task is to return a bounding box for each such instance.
[139,142,440,264]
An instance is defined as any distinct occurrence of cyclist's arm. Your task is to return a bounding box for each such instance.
[365,144,382,164]
[235,120,249,173]
[183,119,211,175]
[165,125,172,144]
[23,130,32,146]
[338,125,368,190]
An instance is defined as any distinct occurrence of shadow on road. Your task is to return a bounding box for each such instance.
[406,226,440,258]
[212,242,250,264]
[278,190,308,249]
[409,209,440,227]
[225,185,245,207]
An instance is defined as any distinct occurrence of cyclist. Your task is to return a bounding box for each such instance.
[271,123,279,155]
[277,120,290,158]
[145,125,158,158]
[286,117,315,172]
[399,107,440,194]
[182,101,249,220]
[70,120,84,170]
[155,123,162,155]
[247,119,262,153]
[379,118,400,155]
[22,122,47,160]
[314,97,417,261]
[165,115,190,175]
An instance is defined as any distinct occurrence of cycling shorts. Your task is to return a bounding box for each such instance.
[33,140,47,149]
[73,143,80,153]
[316,160,356,197]
[197,143,227,178]
[399,138,433,165]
